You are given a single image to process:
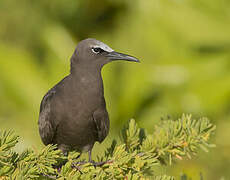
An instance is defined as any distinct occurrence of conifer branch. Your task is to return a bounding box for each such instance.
[0,114,216,179]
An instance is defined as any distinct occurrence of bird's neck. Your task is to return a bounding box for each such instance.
[74,68,102,83]
[70,57,103,77]
[70,58,105,100]
[71,63,104,91]
[71,61,102,77]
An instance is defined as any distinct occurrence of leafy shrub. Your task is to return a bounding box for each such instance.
[0,114,216,179]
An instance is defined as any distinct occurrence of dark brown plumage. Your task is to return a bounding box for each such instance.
[38,38,139,161]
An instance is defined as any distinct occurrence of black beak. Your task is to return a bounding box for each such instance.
[106,51,140,63]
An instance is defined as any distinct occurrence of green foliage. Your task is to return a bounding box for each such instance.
[0,114,215,179]
[0,0,230,178]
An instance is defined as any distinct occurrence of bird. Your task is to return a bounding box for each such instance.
[38,38,139,163]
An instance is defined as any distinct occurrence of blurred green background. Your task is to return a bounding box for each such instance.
[0,0,230,179]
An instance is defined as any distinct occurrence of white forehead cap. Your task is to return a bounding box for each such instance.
[92,41,114,52]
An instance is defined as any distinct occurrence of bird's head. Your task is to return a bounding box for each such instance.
[71,38,140,69]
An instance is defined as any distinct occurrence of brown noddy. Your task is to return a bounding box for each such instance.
[38,38,139,162]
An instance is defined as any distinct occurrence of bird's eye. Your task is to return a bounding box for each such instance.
[92,47,104,54]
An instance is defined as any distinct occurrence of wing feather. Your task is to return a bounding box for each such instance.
[38,89,56,145]
[93,109,110,143]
